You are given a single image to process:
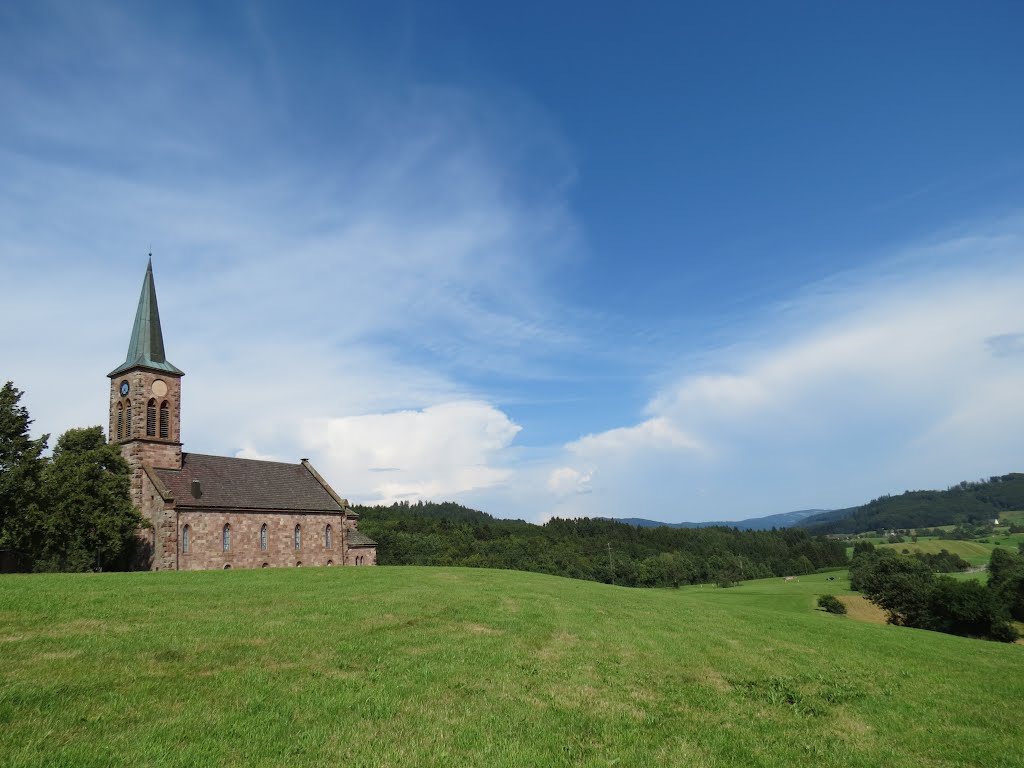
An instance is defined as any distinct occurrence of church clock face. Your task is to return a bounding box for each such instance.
[119,380,129,397]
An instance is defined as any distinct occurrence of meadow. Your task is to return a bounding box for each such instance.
[873,533,1024,567]
[2,567,1023,767]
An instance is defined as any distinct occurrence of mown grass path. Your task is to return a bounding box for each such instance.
[1,568,1022,767]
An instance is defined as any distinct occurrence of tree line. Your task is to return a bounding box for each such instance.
[802,473,1024,534]
[0,382,144,572]
[848,541,1023,643]
[355,500,849,587]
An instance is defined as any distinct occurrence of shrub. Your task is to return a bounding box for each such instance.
[817,595,847,614]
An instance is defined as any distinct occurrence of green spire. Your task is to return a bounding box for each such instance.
[108,258,184,378]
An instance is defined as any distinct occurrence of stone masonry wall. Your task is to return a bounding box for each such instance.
[137,470,178,571]
[109,369,183,512]
[177,511,348,570]
[344,547,377,566]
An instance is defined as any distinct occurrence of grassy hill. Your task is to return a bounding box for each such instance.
[875,538,1005,567]
[1,568,1022,767]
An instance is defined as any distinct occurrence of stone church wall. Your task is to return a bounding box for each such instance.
[177,511,348,570]
[344,547,377,566]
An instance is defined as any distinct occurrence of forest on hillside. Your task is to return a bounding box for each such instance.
[801,473,1024,534]
[355,501,848,587]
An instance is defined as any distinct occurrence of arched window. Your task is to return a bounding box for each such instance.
[125,404,132,435]
[223,564,232,570]
[294,525,301,550]
[327,560,333,566]
[262,563,269,568]
[159,401,169,439]
[223,524,231,552]
[146,399,157,437]
[182,524,190,554]
[260,524,268,551]
[325,524,332,549]
[116,402,124,440]
[296,561,302,567]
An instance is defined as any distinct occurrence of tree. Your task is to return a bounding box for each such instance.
[987,548,1024,622]
[927,577,1017,643]
[850,547,1017,642]
[35,427,144,572]
[0,382,48,568]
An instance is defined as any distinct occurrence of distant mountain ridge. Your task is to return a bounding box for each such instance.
[608,509,833,531]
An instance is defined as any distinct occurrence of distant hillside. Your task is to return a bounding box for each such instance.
[799,473,1024,534]
[610,509,831,531]
[354,501,848,586]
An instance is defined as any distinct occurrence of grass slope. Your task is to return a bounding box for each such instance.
[2,568,1023,767]
[875,536,1024,566]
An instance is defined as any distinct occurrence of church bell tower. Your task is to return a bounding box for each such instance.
[108,259,184,510]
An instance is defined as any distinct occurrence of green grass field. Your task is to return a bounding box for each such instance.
[2,567,1023,767]
[875,538,997,566]
[876,536,1024,566]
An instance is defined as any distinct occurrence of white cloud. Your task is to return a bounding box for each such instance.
[299,401,521,503]
[0,3,580,490]
[547,466,592,496]
[568,417,706,456]
[5,5,1024,528]
[538,231,1024,521]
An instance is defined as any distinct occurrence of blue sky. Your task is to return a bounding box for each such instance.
[2,1,1024,522]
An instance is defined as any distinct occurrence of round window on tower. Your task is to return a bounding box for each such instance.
[152,379,168,397]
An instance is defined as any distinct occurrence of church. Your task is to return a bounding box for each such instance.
[108,260,376,571]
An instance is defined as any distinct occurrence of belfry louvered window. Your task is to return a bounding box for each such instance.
[146,399,157,437]
[125,405,132,435]
[116,403,124,440]
[159,401,169,439]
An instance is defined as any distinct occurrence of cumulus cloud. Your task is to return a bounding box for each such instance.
[547,466,592,496]
[568,417,706,456]
[299,401,521,503]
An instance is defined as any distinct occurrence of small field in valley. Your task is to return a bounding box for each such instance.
[874,538,1000,566]
[867,531,1024,568]
[2,567,1023,767]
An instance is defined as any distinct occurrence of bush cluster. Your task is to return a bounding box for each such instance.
[817,594,847,614]
[849,543,1018,642]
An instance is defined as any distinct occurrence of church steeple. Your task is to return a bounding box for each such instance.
[109,258,184,377]
[108,257,185,513]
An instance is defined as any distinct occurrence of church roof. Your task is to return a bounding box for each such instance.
[151,453,344,512]
[109,258,184,378]
[346,530,377,547]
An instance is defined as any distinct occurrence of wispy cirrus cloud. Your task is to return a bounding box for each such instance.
[539,227,1024,522]
[0,2,580,502]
